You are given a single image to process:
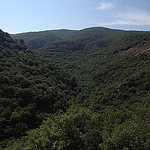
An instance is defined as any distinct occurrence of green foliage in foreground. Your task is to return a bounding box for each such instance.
[4,106,150,150]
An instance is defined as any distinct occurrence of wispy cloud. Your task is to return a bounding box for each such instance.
[98,9,150,26]
[96,2,113,10]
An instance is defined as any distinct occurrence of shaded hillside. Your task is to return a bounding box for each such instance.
[0,29,77,142]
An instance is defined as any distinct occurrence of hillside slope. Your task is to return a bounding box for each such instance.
[0,29,77,142]
[70,32,150,109]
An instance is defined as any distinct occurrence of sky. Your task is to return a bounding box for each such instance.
[1,0,150,33]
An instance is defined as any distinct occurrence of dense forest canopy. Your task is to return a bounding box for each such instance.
[0,27,150,149]
[0,29,77,145]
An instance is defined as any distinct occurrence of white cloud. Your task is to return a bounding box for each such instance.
[96,2,113,10]
[98,9,150,26]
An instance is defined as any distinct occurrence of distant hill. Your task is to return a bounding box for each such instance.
[11,29,77,50]
[0,29,77,142]
[34,27,124,65]
[34,27,147,65]
[11,27,121,52]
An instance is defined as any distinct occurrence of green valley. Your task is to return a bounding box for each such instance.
[0,27,149,149]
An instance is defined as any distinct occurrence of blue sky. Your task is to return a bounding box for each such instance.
[1,0,150,33]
